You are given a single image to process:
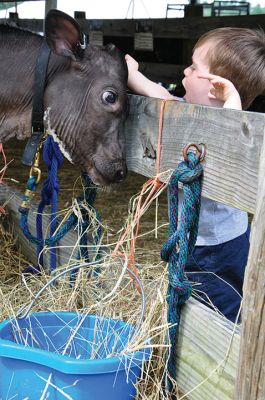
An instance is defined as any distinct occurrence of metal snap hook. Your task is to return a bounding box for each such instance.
[183,143,206,162]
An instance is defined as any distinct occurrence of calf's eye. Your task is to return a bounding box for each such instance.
[102,90,118,104]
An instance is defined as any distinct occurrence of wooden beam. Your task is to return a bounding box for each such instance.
[177,299,240,400]
[2,14,265,38]
[125,95,265,214]
[235,134,265,399]
[45,0,57,16]
[44,0,57,32]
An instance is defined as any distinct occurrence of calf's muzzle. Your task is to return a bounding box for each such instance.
[94,158,127,184]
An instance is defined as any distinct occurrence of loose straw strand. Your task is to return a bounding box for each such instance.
[0,143,7,184]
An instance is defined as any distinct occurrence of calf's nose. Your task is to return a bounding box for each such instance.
[114,165,128,182]
[95,158,128,184]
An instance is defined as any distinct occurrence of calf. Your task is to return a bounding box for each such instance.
[0,10,128,185]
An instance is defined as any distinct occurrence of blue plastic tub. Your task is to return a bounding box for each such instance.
[0,312,151,399]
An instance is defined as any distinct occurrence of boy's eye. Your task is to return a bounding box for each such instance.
[190,65,195,71]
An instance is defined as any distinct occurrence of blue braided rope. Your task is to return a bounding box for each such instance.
[36,136,64,270]
[19,137,100,273]
[161,151,203,389]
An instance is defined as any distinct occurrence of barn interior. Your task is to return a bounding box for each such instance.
[0,2,265,399]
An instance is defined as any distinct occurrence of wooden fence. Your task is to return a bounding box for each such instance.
[125,95,265,399]
[0,94,264,399]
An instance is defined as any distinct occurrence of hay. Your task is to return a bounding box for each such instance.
[0,165,180,399]
[0,225,176,398]
[0,137,180,398]
[0,139,241,399]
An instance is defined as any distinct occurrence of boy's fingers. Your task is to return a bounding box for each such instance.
[125,54,135,62]
[208,93,216,99]
[198,73,220,80]
[211,80,225,87]
[198,74,228,86]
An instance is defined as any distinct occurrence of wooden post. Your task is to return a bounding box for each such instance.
[235,133,265,399]
[43,0,57,33]
[45,0,57,16]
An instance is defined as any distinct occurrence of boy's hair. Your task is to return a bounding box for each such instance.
[194,28,265,109]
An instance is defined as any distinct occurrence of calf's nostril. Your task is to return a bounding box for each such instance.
[115,168,127,182]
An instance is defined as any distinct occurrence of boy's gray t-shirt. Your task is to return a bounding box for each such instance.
[173,96,248,245]
[178,193,248,246]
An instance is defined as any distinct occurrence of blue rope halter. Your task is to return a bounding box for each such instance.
[19,136,100,272]
[36,136,64,269]
[161,149,204,390]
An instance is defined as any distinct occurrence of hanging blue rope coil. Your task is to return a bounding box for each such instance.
[19,136,100,272]
[161,149,204,389]
[36,136,64,269]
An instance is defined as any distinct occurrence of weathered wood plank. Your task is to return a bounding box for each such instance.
[235,133,265,399]
[125,95,265,214]
[177,299,240,400]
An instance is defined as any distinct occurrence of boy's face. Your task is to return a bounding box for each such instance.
[182,41,223,107]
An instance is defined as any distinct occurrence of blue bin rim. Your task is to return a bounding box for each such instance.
[0,312,151,375]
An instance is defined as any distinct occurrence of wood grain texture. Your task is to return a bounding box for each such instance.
[125,95,265,214]
[177,298,240,400]
[235,135,265,400]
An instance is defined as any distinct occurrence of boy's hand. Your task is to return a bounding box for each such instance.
[125,54,139,72]
[125,54,174,100]
[198,73,242,110]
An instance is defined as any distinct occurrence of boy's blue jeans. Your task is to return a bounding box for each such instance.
[185,227,250,322]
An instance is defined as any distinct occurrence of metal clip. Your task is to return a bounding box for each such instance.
[80,33,87,50]
[29,151,41,184]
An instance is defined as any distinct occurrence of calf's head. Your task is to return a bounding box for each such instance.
[44,10,128,185]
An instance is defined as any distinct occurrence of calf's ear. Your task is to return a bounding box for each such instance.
[45,9,84,60]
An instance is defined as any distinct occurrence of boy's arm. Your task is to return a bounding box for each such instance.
[198,73,242,110]
[125,54,174,100]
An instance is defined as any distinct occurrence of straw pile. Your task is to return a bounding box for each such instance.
[0,165,182,399]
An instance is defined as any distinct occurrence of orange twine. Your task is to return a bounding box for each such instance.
[0,143,7,215]
[112,100,169,291]
[0,143,7,183]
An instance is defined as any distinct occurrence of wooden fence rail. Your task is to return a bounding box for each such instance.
[127,95,265,399]
[236,136,265,399]
[125,95,265,400]
[125,95,265,214]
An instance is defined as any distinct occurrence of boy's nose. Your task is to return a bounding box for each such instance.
[184,67,189,76]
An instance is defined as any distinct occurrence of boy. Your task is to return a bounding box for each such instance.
[126,28,265,322]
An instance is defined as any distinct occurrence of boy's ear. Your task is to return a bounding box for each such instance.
[45,9,84,60]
